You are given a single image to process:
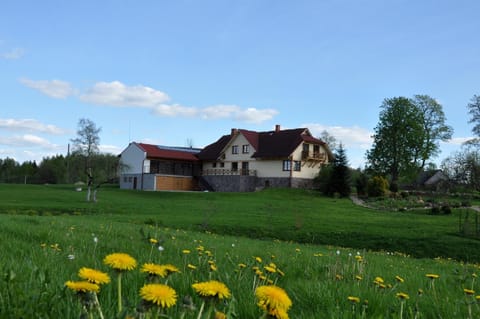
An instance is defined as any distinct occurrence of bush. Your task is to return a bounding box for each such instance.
[367,176,389,197]
[441,205,452,215]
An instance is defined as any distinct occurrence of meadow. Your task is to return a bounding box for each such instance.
[1,184,480,318]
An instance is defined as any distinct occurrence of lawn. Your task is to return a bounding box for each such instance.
[1,184,480,318]
[1,184,479,262]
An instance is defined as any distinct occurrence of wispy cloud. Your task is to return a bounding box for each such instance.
[0,118,69,135]
[441,136,472,146]
[305,123,373,149]
[1,47,25,59]
[0,134,58,148]
[80,81,170,107]
[19,78,77,99]
[21,79,278,124]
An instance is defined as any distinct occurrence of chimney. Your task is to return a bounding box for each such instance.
[275,124,281,132]
[231,128,238,136]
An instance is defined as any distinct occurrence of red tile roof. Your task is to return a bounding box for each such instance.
[137,143,200,161]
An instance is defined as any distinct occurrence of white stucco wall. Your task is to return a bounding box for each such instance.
[119,143,146,174]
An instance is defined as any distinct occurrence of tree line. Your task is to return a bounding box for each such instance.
[0,153,119,185]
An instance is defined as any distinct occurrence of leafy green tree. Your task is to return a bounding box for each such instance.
[366,95,452,187]
[412,95,453,168]
[465,95,480,147]
[366,97,423,187]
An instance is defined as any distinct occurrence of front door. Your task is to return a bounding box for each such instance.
[241,162,249,175]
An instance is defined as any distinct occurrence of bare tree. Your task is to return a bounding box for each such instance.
[71,118,101,201]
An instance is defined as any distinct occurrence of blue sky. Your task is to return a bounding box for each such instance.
[1,0,479,168]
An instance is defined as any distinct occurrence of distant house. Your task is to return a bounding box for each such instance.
[119,125,333,192]
[415,169,449,190]
[119,143,202,191]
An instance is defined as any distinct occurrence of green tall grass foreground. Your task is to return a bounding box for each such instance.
[0,213,480,318]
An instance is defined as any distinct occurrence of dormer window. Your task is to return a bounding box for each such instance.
[232,145,239,154]
[242,145,249,154]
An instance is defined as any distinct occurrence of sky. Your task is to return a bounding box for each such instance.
[1,0,479,168]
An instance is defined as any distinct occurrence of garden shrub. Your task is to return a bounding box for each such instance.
[441,205,452,215]
[367,176,389,197]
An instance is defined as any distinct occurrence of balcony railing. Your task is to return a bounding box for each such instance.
[202,169,257,176]
[301,151,327,161]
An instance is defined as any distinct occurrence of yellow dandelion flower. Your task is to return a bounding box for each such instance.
[426,274,440,279]
[255,256,263,263]
[182,249,191,254]
[335,274,343,280]
[355,255,363,262]
[267,279,274,284]
[348,296,360,303]
[295,248,300,252]
[78,267,111,285]
[313,253,323,257]
[238,263,247,268]
[161,264,180,275]
[210,263,217,271]
[259,275,267,281]
[355,275,363,281]
[475,295,480,301]
[149,238,158,244]
[139,283,177,308]
[264,265,277,273]
[464,288,475,295]
[374,276,384,285]
[378,284,386,289]
[187,264,197,270]
[141,263,167,277]
[215,311,227,319]
[65,280,100,293]
[255,285,292,316]
[205,250,213,257]
[396,292,409,300]
[103,253,137,271]
[267,307,289,319]
[277,269,285,277]
[192,280,231,300]
[196,245,205,252]
[418,289,424,295]
[40,243,47,248]
[395,275,404,283]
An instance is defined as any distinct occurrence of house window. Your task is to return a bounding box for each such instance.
[294,161,301,171]
[212,162,217,168]
[232,162,238,171]
[242,145,249,153]
[282,160,291,171]
[220,162,225,168]
[232,145,239,154]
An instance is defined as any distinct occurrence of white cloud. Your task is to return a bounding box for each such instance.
[1,47,25,59]
[234,107,278,124]
[0,118,68,135]
[305,123,373,149]
[441,136,472,145]
[0,134,57,148]
[99,144,123,155]
[21,78,278,124]
[80,81,170,107]
[20,78,77,99]
[152,104,198,117]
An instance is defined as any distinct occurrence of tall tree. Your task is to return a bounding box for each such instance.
[366,97,424,187]
[412,95,453,168]
[71,118,101,201]
[329,143,351,197]
[319,130,337,150]
[465,95,480,147]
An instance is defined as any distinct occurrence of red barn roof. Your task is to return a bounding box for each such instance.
[137,143,200,161]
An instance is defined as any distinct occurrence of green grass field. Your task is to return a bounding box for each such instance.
[1,184,480,318]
